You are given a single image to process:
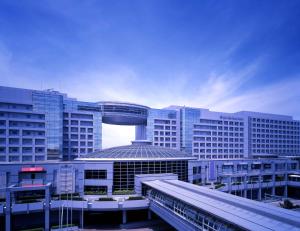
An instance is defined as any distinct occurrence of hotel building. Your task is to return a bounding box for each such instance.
[0,85,299,162]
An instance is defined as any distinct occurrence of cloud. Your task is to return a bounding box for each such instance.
[1,45,299,149]
[188,60,260,107]
[62,65,141,102]
[212,76,300,119]
[57,65,300,148]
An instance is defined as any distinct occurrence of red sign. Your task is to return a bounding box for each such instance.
[21,167,45,172]
[22,184,45,187]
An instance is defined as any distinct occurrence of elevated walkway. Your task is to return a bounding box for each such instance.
[143,179,300,231]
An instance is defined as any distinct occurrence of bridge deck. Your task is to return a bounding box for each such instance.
[144,180,300,231]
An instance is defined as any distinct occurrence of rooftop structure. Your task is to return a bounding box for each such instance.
[77,140,194,161]
[99,101,149,125]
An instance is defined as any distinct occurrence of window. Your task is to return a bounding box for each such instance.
[80,128,86,133]
[113,161,188,191]
[71,127,78,132]
[80,121,93,126]
[71,120,78,125]
[85,170,107,179]
[71,134,78,139]
[9,130,19,135]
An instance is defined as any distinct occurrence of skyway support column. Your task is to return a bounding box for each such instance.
[272,174,276,196]
[228,176,232,194]
[45,185,50,231]
[148,209,152,220]
[284,173,288,198]
[258,175,262,201]
[284,161,288,198]
[122,210,127,224]
[243,175,247,198]
[5,189,11,231]
[80,207,84,229]
[271,163,276,196]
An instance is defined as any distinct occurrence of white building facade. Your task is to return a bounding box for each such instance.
[0,85,299,162]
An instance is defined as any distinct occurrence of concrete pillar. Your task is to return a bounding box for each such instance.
[45,186,50,231]
[107,185,113,196]
[284,161,288,198]
[80,209,84,229]
[284,173,288,198]
[272,174,276,196]
[148,209,152,220]
[228,176,232,194]
[243,175,247,198]
[135,125,147,140]
[284,186,288,198]
[243,191,247,198]
[258,175,262,201]
[122,210,127,224]
[5,189,11,231]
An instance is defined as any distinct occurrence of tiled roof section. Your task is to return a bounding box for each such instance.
[83,144,192,159]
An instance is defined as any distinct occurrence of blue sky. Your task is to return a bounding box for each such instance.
[0,0,300,147]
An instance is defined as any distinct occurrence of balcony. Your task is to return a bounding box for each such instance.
[122,198,149,209]
[12,201,44,213]
[91,200,119,210]
[51,200,88,209]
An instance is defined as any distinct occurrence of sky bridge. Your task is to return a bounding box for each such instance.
[143,179,300,231]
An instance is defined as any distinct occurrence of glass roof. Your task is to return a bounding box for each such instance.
[81,144,193,160]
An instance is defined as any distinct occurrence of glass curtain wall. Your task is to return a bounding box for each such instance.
[113,160,188,191]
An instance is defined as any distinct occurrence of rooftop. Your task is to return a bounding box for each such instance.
[76,141,195,161]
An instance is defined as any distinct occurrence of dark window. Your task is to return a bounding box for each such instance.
[85,170,107,179]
